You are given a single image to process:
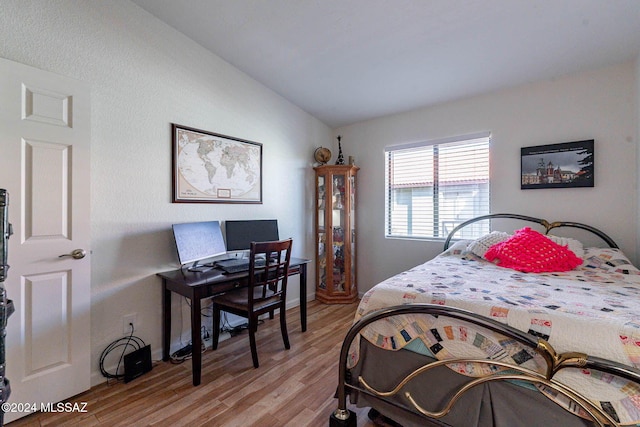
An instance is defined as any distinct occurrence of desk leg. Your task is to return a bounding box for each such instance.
[300,263,307,332]
[191,291,202,386]
[162,281,171,361]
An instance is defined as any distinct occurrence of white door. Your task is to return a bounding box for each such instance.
[0,57,91,422]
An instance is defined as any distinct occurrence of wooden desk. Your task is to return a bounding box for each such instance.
[158,257,310,386]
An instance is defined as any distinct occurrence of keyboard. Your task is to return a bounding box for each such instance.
[216,258,266,274]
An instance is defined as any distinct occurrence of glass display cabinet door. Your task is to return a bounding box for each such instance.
[317,174,326,291]
[314,165,358,304]
[332,173,346,292]
[349,173,356,295]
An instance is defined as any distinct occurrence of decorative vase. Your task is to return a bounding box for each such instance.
[335,135,345,165]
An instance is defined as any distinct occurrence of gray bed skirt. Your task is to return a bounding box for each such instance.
[348,340,595,427]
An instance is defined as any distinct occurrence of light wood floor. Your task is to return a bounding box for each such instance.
[8,300,377,427]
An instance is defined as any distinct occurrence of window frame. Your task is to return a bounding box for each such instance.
[384,132,491,241]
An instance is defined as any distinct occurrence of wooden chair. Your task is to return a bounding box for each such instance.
[211,238,293,368]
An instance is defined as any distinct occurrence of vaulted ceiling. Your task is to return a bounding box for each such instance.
[131,0,640,128]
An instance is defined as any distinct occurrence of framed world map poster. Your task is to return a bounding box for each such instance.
[172,124,263,203]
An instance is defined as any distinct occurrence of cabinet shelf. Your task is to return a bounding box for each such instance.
[314,165,359,304]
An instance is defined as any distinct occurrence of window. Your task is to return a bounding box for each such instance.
[385,132,490,240]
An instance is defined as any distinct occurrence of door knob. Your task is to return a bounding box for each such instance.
[59,249,86,260]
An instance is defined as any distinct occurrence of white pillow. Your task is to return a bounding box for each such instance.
[546,235,584,258]
[467,231,511,258]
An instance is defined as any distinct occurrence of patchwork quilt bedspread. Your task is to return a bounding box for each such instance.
[350,242,640,424]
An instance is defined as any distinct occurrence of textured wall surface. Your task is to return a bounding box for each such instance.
[1,0,637,389]
[336,61,638,292]
[0,0,330,385]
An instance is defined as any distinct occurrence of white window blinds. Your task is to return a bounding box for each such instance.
[385,132,490,240]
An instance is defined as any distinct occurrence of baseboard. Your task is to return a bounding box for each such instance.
[90,298,306,387]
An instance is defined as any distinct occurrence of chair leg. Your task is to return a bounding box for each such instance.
[249,316,259,368]
[212,304,220,350]
[280,304,290,350]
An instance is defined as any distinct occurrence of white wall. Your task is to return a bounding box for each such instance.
[336,61,638,294]
[637,54,640,261]
[0,0,330,385]
[2,0,637,390]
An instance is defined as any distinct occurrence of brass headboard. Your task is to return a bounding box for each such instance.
[443,213,618,250]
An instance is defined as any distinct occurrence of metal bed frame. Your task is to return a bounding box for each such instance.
[330,304,640,427]
[330,213,633,427]
[443,213,618,250]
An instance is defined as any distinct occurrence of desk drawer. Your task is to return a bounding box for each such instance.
[288,265,301,275]
[203,278,248,297]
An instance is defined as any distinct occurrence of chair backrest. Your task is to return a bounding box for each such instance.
[248,238,292,305]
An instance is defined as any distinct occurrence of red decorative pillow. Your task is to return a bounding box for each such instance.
[484,227,583,273]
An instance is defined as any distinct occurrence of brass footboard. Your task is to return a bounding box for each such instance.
[330,304,640,427]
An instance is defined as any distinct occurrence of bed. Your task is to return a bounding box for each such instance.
[330,214,640,427]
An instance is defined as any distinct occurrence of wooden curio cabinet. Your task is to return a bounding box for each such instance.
[314,164,359,304]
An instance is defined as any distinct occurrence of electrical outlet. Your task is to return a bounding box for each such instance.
[123,313,138,334]
[202,336,213,349]
[202,327,213,349]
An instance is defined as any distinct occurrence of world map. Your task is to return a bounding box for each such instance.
[175,128,261,202]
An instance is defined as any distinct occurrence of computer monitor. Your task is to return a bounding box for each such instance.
[224,219,279,252]
[172,221,227,272]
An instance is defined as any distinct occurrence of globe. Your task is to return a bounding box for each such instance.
[314,147,332,164]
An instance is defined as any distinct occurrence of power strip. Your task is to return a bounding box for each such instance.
[174,343,192,358]
[202,331,236,349]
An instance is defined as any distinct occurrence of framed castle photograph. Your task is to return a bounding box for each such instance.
[172,124,263,203]
[521,140,594,190]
